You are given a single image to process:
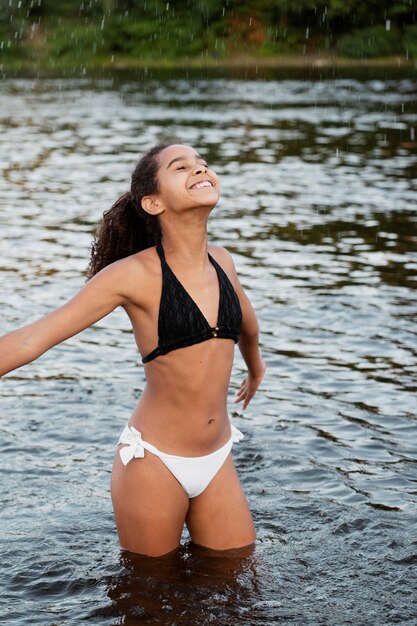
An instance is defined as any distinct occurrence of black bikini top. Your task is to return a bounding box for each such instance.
[142,242,242,363]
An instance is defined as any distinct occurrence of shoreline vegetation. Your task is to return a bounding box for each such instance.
[1,1,417,72]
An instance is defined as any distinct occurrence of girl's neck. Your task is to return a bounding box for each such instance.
[160,216,210,266]
[161,233,209,266]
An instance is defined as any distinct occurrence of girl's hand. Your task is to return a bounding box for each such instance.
[233,360,266,410]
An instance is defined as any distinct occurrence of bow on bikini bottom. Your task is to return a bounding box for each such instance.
[117,423,244,498]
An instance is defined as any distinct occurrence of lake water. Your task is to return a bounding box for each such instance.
[1,67,417,625]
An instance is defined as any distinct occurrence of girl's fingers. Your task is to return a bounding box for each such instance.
[234,375,260,407]
[242,390,255,409]
[234,366,265,409]
[234,379,248,402]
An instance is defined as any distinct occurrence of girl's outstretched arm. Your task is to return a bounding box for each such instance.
[0,260,131,377]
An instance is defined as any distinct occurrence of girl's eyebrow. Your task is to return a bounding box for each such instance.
[166,154,204,169]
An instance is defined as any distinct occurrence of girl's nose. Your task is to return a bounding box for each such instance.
[193,163,207,174]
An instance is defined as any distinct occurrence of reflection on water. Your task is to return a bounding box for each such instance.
[94,543,258,625]
[0,69,416,625]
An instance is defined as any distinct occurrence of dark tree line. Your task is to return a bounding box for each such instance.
[2,1,416,27]
[1,0,416,62]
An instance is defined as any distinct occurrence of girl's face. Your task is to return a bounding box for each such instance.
[154,144,220,213]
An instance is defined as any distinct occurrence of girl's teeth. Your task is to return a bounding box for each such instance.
[193,181,211,189]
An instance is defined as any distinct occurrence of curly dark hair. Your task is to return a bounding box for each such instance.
[86,142,175,279]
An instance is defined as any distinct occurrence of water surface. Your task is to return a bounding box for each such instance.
[1,68,417,625]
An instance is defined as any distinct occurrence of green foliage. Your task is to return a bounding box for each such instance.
[388,2,417,18]
[44,21,106,61]
[0,0,103,19]
[403,25,417,58]
[103,14,205,58]
[338,25,403,58]
[263,25,305,54]
[1,0,417,66]
[0,23,28,59]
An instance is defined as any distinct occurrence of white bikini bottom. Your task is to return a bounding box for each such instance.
[117,423,244,498]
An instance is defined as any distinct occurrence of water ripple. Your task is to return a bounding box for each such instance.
[1,70,416,625]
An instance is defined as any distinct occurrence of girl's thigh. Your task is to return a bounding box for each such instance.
[111,450,189,557]
[185,454,256,550]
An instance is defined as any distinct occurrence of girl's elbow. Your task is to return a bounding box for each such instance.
[240,325,259,340]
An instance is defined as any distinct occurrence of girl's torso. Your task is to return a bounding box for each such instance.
[120,243,241,455]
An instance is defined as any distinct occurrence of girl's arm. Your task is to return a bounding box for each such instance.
[0,260,131,377]
[233,279,266,410]
[212,246,266,410]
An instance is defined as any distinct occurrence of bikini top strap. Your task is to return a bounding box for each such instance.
[156,241,165,261]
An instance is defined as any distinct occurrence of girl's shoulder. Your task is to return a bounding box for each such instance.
[115,245,160,275]
[98,246,161,306]
[207,244,238,275]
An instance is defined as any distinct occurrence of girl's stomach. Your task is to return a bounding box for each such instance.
[129,340,236,455]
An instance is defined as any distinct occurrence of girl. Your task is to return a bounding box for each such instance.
[0,143,266,557]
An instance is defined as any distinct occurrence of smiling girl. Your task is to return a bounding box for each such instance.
[0,143,266,557]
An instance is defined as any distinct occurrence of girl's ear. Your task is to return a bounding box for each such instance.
[141,196,165,216]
